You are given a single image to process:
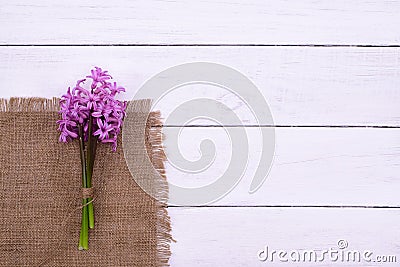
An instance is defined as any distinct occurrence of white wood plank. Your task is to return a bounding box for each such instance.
[169,207,400,266]
[1,0,400,45]
[164,127,400,206]
[1,46,399,126]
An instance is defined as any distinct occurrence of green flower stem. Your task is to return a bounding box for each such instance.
[78,125,89,250]
[79,200,89,250]
[86,115,96,229]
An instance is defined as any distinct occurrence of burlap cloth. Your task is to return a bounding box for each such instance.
[0,98,171,266]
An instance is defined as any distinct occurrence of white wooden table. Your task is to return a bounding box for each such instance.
[1,1,399,266]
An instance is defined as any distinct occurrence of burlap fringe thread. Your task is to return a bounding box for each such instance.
[145,108,173,267]
[0,97,60,112]
[0,97,173,267]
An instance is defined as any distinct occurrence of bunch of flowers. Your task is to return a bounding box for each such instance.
[57,67,126,250]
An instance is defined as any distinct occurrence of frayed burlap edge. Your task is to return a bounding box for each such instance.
[0,97,172,267]
[0,97,60,112]
[146,110,172,267]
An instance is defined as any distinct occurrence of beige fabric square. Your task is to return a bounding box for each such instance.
[0,98,171,266]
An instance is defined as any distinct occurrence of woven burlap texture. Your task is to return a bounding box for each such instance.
[0,98,171,266]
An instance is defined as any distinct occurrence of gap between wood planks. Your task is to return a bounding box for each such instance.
[159,125,400,128]
[2,44,400,47]
[167,205,400,208]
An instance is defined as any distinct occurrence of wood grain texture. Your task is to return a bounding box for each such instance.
[1,2,399,265]
[169,207,400,266]
[1,0,400,45]
[1,46,399,126]
[165,127,400,206]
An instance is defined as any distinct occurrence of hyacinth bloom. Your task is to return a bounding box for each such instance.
[57,67,126,250]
